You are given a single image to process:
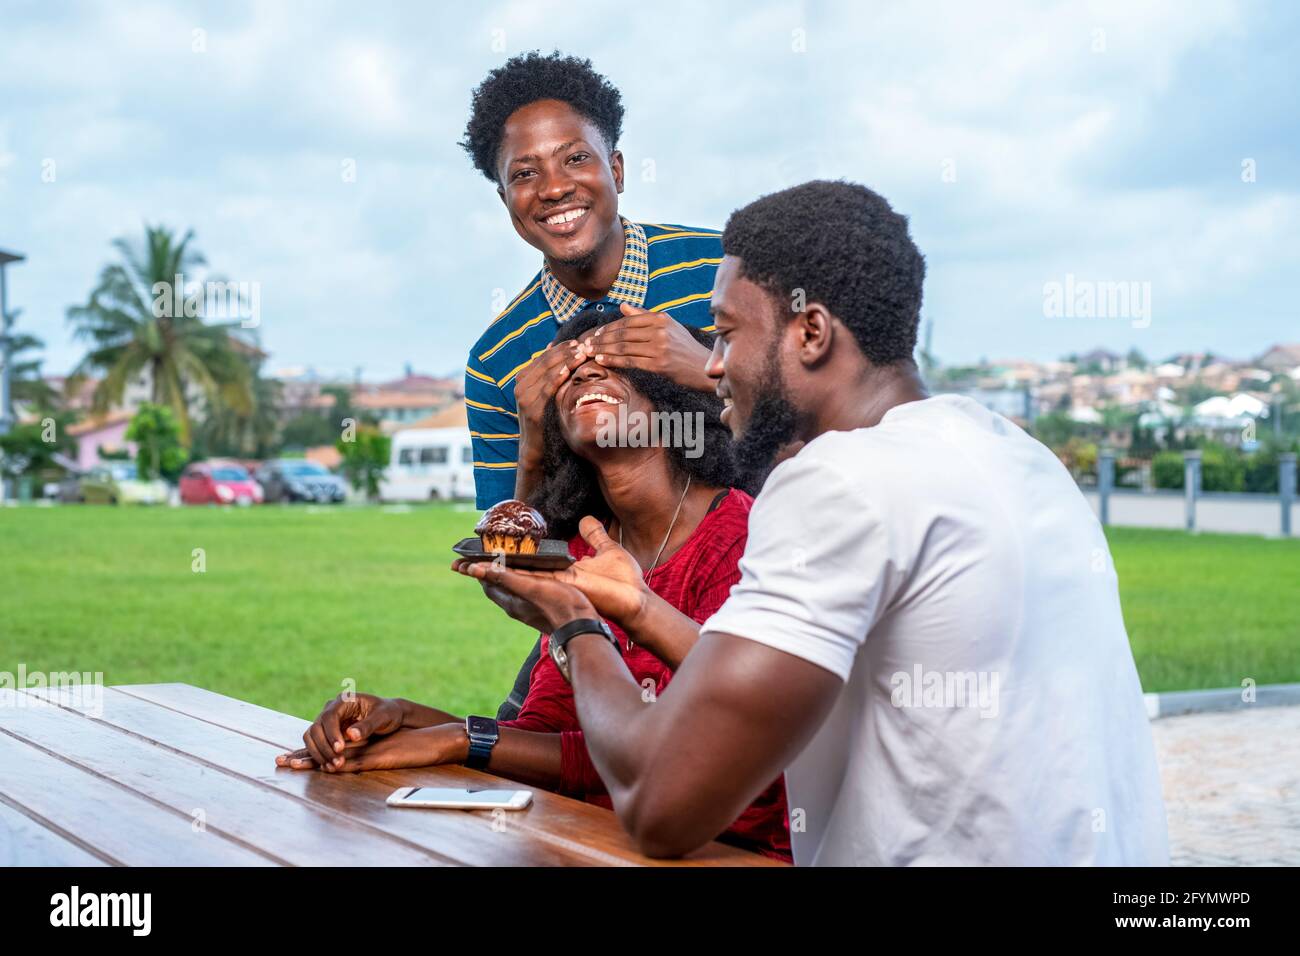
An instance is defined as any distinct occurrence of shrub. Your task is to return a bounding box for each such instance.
[337,426,390,501]
[1152,451,1184,489]
[1062,437,1098,479]
[1201,446,1245,492]
[1153,445,1246,493]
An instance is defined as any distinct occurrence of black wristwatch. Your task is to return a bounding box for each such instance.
[464,715,499,770]
[548,618,619,683]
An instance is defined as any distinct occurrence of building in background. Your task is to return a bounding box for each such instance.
[353,366,460,432]
[65,410,135,471]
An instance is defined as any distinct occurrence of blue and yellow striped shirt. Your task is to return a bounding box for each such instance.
[465,218,723,508]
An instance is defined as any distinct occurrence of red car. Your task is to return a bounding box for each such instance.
[179,461,264,506]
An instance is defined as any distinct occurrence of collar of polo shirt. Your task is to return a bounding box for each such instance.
[540,217,650,324]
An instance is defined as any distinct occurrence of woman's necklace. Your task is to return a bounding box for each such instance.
[617,474,692,650]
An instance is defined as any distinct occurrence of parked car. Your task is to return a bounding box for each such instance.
[57,472,84,503]
[179,461,263,505]
[255,459,348,504]
[78,461,169,505]
[379,426,474,501]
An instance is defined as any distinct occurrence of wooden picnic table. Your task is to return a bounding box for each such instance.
[0,682,782,867]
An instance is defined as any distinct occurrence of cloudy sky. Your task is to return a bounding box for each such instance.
[2,0,1296,381]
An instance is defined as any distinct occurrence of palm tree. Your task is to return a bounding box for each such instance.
[192,362,283,458]
[5,321,59,410]
[66,224,254,444]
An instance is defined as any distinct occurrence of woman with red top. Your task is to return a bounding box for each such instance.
[277,309,790,862]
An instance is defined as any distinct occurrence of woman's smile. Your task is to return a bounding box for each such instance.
[572,389,624,414]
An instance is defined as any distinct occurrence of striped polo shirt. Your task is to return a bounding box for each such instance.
[465,218,723,508]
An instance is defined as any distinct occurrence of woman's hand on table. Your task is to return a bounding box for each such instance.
[276,723,469,773]
[278,691,405,770]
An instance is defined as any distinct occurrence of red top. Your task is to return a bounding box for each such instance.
[500,488,791,862]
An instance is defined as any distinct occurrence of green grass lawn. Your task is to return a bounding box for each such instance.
[1106,527,1299,692]
[1,506,1297,716]
[1,503,538,720]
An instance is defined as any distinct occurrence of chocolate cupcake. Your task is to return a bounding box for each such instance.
[475,499,547,554]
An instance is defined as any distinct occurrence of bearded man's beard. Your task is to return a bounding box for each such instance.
[733,346,805,494]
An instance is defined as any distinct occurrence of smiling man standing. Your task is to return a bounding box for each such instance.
[460,52,725,721]
[461,52,722,510]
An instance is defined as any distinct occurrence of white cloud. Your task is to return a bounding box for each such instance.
[1,0,1294,380]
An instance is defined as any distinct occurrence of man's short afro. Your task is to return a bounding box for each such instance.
[461,51,624,183]
[722,180,926,366]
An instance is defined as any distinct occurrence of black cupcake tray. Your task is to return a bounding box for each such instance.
[452,537,575,571]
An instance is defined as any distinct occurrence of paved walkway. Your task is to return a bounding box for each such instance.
[1152,704,1300,866]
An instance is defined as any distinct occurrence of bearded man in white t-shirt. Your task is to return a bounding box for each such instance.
[457,179,1170,866]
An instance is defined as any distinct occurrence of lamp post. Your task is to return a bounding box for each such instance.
[0,248,28,503]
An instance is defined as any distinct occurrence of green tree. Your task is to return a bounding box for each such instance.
[192,362,283,459]
[1062,437,1098,478]
[1032,410,1079,450]
[0,414,78,480]
[1099,404,1138,432]
[125,402,188,481]
[5,322,60,410]
[280,386,372,452]
[337,425,390,501]
[1181,381,1218,405]
[1129,422,1158,456]
[279,411,337,451]
[66,224,254,444]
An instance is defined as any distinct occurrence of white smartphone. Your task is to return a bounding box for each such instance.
[386,786,533,811]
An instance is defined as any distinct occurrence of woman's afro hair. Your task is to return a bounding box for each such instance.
[461,51,624,184]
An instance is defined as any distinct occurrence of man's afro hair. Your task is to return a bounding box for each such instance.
[461,51,624,183]
[722,180,926,366]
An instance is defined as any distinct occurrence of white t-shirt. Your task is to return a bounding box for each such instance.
[700,394,1169,866]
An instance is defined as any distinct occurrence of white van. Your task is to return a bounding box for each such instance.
[380,426,475,502]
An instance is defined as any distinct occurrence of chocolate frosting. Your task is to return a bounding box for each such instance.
[475,499,547,537]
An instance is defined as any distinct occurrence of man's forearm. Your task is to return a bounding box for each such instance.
[564,630,839,859]
[487,728,565,790]
[622,593,702,670]
[407,721,565,793]
[686,361,715,394]
[564,634,663,807]
[514,454,543,501]
[398,699,460,729]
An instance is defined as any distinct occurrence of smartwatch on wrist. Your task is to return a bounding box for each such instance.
[464,715,499,770]
[548,618,618,683]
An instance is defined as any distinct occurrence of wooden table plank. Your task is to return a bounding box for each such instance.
[25,685,622,866]
[1,690,452,866]
[0,797,109,867]
[112,683,782,867]
[0,695,274,866]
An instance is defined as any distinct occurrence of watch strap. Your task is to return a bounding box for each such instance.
[464,715,499,770]
[548,618,618,683]
[550,618,617,653]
